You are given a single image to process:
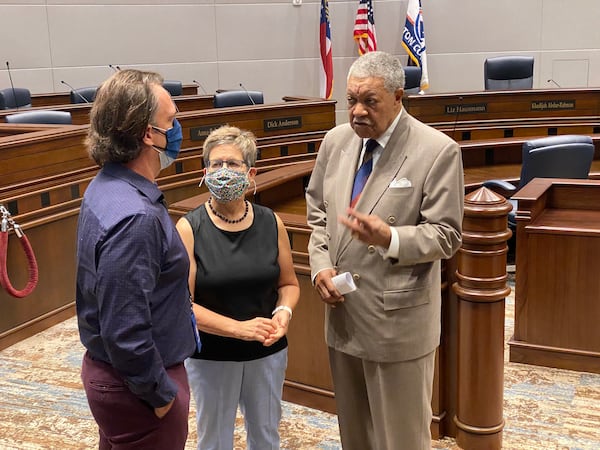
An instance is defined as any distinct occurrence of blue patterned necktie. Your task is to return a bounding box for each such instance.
[350,139,378,207]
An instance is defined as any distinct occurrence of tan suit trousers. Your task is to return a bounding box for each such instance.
[328,348,435,450]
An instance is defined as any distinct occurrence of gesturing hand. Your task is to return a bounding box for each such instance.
[338,207,391,248]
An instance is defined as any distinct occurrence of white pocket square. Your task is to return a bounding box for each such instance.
[389,177,412,188]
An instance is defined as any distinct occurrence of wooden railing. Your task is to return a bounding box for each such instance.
[0,100,333,352]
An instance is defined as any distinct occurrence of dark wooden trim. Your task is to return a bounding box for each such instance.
[0,303,75,351]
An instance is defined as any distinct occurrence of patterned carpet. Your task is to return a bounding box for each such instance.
[1,280,599,449]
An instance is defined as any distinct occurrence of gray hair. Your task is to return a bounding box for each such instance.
[87,69,164,167]
[203,125,258,168]
[348,51,406,93]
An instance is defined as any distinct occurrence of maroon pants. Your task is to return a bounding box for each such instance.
[81,352,190,450]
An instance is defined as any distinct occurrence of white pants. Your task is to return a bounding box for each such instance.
[185,348,288,450]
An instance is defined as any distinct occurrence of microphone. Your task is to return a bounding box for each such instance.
[61,80,90,103]
[547,78,561,88]
[239,83,256,105]
[108,64,121,72]
[451,96,463,141]
[192,80,208,94]
[5,61,19,110]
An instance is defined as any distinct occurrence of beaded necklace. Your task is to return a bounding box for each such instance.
[208,197,249,224]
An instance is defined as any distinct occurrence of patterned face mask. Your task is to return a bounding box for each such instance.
[202,167,250,202]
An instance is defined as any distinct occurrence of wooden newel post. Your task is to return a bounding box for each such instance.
[453,187,512,450]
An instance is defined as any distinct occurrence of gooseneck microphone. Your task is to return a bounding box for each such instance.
[192,80,208,95]
[61,80,90,103]
[239,83,256,105]
[108,64,121,72]
[451,96,463,141]
[5,61,19,110]
[547,79,562,88]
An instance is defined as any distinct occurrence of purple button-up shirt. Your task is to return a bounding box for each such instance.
[76,162,195,407]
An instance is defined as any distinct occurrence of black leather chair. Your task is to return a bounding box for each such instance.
[484,56,534,90]
[162,80,183,96]
[5,110,73,125]
[0,88,32,109]
[403,66,422,95]
[483,135,594,230]
[213,90,264,108]
[70,87,97,104]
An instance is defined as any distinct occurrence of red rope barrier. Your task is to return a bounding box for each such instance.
[0,219,39,299]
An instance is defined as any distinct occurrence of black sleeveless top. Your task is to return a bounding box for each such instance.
[184,203,287,361]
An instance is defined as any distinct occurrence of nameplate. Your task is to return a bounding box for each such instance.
[263,116,302,132]
[445,103,488,114]
[530,100,576,111]
[190,124,225,141]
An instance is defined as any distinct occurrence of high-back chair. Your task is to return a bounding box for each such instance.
[483,135,595,229]
[484,56,534,90]
[162,80,183,96]
[213,90,264,108]
[0,88,32,109]
[5,110,73,125]
[403,66,422,95]
[70,87,97,104]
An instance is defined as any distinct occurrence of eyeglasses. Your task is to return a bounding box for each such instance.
[150,104,179,135]
[207,159,247,170]
[151,125,169,136]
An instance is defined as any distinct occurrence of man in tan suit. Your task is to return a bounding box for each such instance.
[306,51,464,449]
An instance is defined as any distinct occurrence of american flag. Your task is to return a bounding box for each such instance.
[319,0,333,99]
[353,0,377,55]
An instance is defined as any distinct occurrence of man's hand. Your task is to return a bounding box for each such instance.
[315,268,344,306]
[154,398,174,419]
[339,207,392,248]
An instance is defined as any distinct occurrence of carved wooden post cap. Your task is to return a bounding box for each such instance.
[456,187,512,300]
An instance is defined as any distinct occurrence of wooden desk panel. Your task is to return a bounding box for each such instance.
[29,84,198,108]
[0,99,334,190]
[405,88,600,123]
[511,179,600,373]
[176,100,336,149]
[2,94,215,125]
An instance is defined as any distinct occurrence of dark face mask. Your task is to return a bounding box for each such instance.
[152,118,183,169]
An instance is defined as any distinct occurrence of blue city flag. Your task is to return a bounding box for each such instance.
[401,0,429,90]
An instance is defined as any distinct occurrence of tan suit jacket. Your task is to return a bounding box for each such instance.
[306,111,464,363]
